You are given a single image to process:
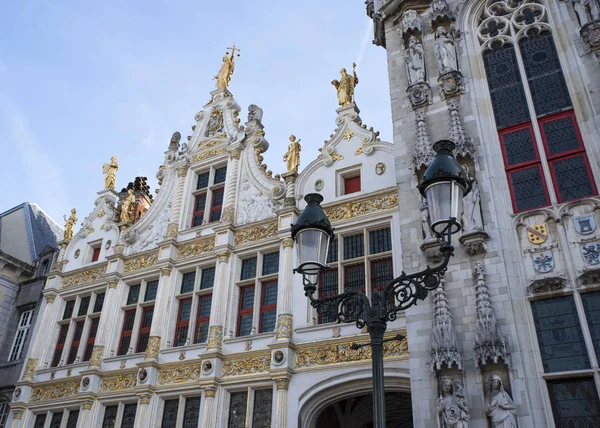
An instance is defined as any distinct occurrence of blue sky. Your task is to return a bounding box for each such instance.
[0,1,392,224]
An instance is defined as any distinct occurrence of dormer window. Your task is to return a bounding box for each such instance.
[339,167,362,196]
[191,165,227,227]
[88,241,102,263]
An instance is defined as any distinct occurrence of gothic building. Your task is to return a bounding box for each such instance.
[368,0,600,426]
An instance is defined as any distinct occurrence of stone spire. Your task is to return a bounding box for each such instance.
[448,99,475,158]
[473,261,511,367]
[430,279,463,371]
[413,111,435,170]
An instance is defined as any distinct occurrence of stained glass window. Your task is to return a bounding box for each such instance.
[500,126,538,167]
[136,306,154,353]
[195,295,212,343]
[101,406,118,428]
[210,189,224,222]
[319,269,339,323]
[83,317,99,361]
[551,155,595,202]
[228,391,248,428]
[182,397,201,428]
[181,271,196,293]
[161,399,179,428]
[531,297,589,372]
[118,310,136,356]
[174,299,193,347]
[252,389,273,428]
[548,378,600,427]
[121,403,137,428]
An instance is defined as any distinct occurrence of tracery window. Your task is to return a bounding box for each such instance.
[477,0,596,213]
[118,279,157,356]
[191,165,227,227]
[50,291,104,367]
[227,387,273,428]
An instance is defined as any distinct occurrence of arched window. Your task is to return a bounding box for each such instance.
[477,0,596,213]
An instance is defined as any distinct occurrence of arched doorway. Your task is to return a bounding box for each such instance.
[315,391,413,428]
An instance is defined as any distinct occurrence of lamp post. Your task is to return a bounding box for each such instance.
[291,141,470,428]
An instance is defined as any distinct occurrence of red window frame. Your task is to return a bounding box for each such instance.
[539,111,597,204]
[83,317,99,361]
[343,175,361,195]
[118,309,136,356]
[344,263,365,293]
[209,187,224,223]
[192,193,207,227]
[91,247,101,262]
[318,268,339,324]
[51,324,70,367]
[136,306,154,353]
[237,285,255,337]
[174,298,192,347]
[194,294,212,343]
[67,321,85,364]
[259,280,278,333]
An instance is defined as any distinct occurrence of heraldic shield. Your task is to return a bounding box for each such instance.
[574,214,596,235]
[527,223,548,245]
[532,251,554,273]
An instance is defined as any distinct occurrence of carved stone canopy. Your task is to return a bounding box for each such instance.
[400,10,422,39]
[527,275,567,294]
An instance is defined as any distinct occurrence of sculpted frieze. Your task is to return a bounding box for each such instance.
[100,373,137,392]
[222,354,271,377]
[123,252,158,273]
[158,365,202,384]
[235,222,278,245]
[62,266,106,289]
[177,238,215,259]
[30,380,80,402]
[323,193,399,222]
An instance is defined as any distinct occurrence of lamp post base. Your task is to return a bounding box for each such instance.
[368,320,387,428]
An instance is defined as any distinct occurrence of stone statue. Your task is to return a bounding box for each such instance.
[485,376,517,427]
[572,0,600,26]
[214,45,240,89]
[435,27,458,74]
[168,132,181,151]
[63,209,77,241]
[467,180,483,231]
[332,63,359,107]
[438,377,470,428]
[405,36,426,84]
[120,189,136,223]
[248,104,263,122]
[420,198,432,239]
[102,156,119,190]
[283,135,301,173]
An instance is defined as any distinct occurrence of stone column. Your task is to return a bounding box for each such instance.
[200,387,217,427]
[281,172,298,207]
[89,279,120,368]
[221,150,241,224]
[207,252,230,351]
[166,167,189,239]
[275,238,294,341]
[10,408,25,428]
[22,293,58,380]
[274,378,290,428]
[145,266,174,359]
[77,401,95,427]
[134,393,152,428]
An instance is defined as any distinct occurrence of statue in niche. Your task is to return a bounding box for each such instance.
[63,208,77,241]
[283,135,301,173]
[571,0,600,26]
[420,198,432,239]
[102,156,119,190]
[485,375,518,428]
[405,36,426,84]
[462,179,483,232]
[332,63,359,107]
[434,27,458,74]
[120,189,136,223]
[438,377,470,428]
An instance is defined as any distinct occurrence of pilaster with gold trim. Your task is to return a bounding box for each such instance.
[90,277,120,367]
[134,393,153,428]
[200,387,218,427]
[146,265,174,359]
[9,406,26,428]
[78,400,96,427]
[221,149,241,224]
[275,238,294,340]
[274,377,291,428]
[206,251,231,351]
[23,292,59,379]
[167,166,189,238]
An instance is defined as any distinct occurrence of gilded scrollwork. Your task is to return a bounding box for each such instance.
[158,365,202,385]
[217,251,231,262]
[192,147,227,162]
[222,354,271,377]
[22,358,38,381]
[89,345,104,367]
[235,222,278,245]
[100,373,137,392]
[139,394,152,405]
[30,380,80,402]
[123,253,158,273]
[275,314,293,340]
[204,387,217,398]
[324,193,398,222]
[82,400,94,410]
[177,239,215,259]
[62,266,106,289]
[275,378,291,390]
[145,336,161,359]
[207,325,223,349]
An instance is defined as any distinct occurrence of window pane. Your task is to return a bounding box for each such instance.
[196,322,209,343]
[121,403,137,428]
[161,399,180,428]
[200,267,216,289]
[260,310,277,333]
[197,172,210,189]
[548,378,600,427]
[94,293,105,313]
[240,287,255,310]
[327,236,338,263]
[238,315,253,337]
[141,307,154,328]
[241,257,257,280]
[214,166,227,184]
[199,296,212,318]
[344,175,361,194]
[551,155,595,202]
[582,292,600,363]
[118,335,132,356]
[262,281,278,306]
[371,258,393,291]
[369,228,392,254]
[49,413,63,428]
[212,189,224,206]
[78,296,90,316]
[520,31,572,117]
[228,391,248,428]
[65,410,79,428]
[179,300,192,321]
[343,234,364,260]
[102,406,118,428]
[63,300,75,319]
[344,264,365,293]
[319,269,339,323]
[127,285,140,305]
[33,414,47,428]
[182,397,201,428]
[0,402,7,428]
[501,126,537,166]
[542,115,581,156]
[509,166,549,212]
[144,280,158,301]
[531,297,589,372]
[262,252,280,276]
[253,389,273,428]
[181,272,196,293]
[483,43,530,128]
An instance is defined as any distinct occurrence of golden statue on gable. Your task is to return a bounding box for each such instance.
[120,189,136,223]
[102,156,119,189]
[332,63,359,107]
[283,135,301,173]
[63,208,77,241]
[215,44,241,89]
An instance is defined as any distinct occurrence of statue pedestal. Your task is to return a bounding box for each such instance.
[459,230,489,256]
[336,103,361,122]
[96,188,118,205]
[421,238,443,263]
[207,88,231,105]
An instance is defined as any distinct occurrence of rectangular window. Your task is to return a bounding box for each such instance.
[531,296,589,372]
[63,300,75,319]
[237,286,255,337]
[197,171,210,190]
[319,269,339,324]
[127,285,140,305]
[182,396,201,428]
[214,166,227,184]
[582,292,600,362]
[181,271,196,293]
[547,378,600,427]
[118,310,136,356]
[174,299,193,347]
[344,264,365,293]
[94,293,105,313]
[91,246,101,262]
[49,413,63,428]
[161,399,179,428]
[227,389,273,428]
[144,280,158,301]
[200,267,216,289]
[327,236,339,263]
[33,414,47,428]
[102,405,118,428]
[65,410,79,428]
[262,252,280,276]
[241,257,257,280]
[343,174,361,195]
[67,321,85,364]
[210,188,224,222]
[52,324,69,367]
[136,306,154,353]
[259,281,278,333]
[228,391,248,428]
[192,193,207,227]
[9,309,34,361]
[343,233,364,260]
[371,258,393,292]
[78,296,90,316]
[195,295,212,343]
[83,317,100,361]
[369,228,392,254]
[252,389,273,428]
[121,403,137,428]
[0,402,8,428]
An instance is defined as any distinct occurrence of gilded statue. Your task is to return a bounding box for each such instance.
[214,44,240,89]
[120,189,136,223]
[332,63,359,107]
[283,135,301,173]
[102,156,119,189]
[63,208,77,241]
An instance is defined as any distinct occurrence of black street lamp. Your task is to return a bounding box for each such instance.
[291,141,470,428]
